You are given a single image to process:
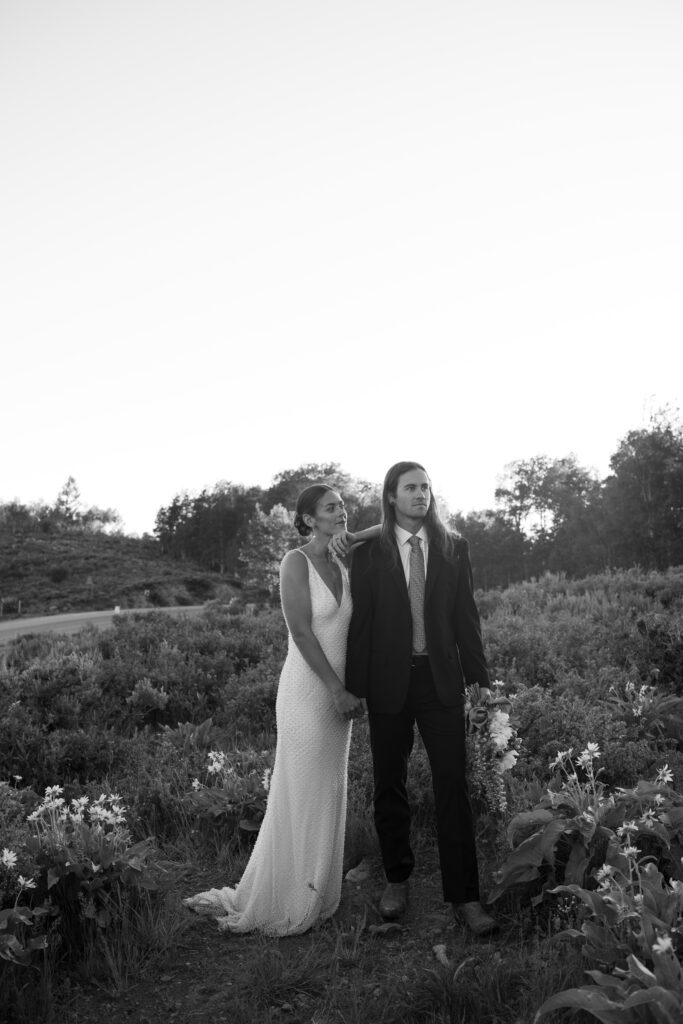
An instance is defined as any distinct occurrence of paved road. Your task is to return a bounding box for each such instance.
[0,606,206,647]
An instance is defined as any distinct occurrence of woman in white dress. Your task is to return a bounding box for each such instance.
[184,485,373,935]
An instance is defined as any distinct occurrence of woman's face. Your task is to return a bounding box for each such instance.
[308,490,347,536]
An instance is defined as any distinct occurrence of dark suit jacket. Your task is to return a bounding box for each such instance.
[345,534,490,714]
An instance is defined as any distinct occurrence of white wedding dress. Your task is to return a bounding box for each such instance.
[184,550,353,935]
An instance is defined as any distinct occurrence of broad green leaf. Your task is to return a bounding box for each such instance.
[564,840,589,885]
[540,818,569,861]
[487,862,541,903]
[623,988,683,1023]
[507,809,553,847]
[585,970,628,992]
[624,954,657,987]
[239,818,261,832]
[534,987,635,1024]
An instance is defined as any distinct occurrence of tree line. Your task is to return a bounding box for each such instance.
[2,413,682,592]
[0,476,121,537]
[152,411,683,591]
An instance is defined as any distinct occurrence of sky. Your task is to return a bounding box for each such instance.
[2,0,682,536]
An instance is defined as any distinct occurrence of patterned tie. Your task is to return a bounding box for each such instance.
[408,535,427,654]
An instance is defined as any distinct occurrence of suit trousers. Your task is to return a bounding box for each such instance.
[367,657,480,904]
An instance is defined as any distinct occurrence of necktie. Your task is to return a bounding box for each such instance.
[408,536,426,654]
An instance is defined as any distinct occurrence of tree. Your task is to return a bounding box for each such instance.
[154,483,263,571]
[154,492,194,558]
[264,463,381,532]
[54,476,83,526]
[449,510,527,589]
[80,506,122,533]
[602,411,683,569]
[494,455,603,576]
[238,503,296,597]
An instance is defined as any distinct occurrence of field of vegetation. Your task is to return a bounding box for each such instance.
[0,528,235,617]
[2,565,683,1023]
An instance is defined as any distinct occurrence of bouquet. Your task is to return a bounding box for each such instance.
[465,681,520,814]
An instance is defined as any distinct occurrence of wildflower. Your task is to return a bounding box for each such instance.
[17,876,37,891]
[13,775,22,782]
[498,750,518,773]
[621,843,639,858]
[1,848,18,870]
[262,768,272,792]
[639,809,656,829]
[596,864,614,883]
[549,748,573,770]
[90,806,116,826]
[44,785,64,799]
[585,742,600,757]
[191,778,201,791]
[207,750,227,775]
[654,793,665,806]
[652,934,674,955]
[617,821,638,837]
[488,710,513,751]
[492,679,505,688]
[656,765,674,786]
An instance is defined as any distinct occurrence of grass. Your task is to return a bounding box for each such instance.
[41,825,592,1024]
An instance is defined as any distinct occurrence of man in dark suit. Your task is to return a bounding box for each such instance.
[344,461,497,935]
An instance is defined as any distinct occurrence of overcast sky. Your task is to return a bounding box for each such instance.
[2,0,681,535]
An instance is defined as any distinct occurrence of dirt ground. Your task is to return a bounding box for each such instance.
[57,849,508,1024]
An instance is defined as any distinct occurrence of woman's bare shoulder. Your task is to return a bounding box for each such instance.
[281,547,309,576]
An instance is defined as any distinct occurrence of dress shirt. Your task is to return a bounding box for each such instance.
[394,524,429,585]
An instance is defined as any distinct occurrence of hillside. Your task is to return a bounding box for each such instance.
[0,529,238,617]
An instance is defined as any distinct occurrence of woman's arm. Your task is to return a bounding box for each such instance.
[280,550,364,720]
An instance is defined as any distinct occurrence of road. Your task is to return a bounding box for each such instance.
[0,606,206,647]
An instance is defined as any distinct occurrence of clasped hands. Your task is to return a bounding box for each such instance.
[335,689,366,722]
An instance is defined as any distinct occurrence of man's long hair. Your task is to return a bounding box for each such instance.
[380,461,457,565]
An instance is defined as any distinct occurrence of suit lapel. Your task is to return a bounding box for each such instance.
[382,543,412,611]
[425,545,440,605]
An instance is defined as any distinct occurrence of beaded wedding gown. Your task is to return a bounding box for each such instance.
[184,550,353,935]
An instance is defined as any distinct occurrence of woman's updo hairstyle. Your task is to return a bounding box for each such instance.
[294,483,333,537]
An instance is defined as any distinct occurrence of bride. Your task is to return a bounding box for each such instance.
[184,484,376,935]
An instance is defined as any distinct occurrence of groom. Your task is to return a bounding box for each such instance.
[345,461,497,935]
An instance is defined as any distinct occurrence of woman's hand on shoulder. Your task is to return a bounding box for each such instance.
[328,531,356,558]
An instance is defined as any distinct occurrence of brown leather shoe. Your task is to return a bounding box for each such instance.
[379,882,409,920]
[453,901,498,936]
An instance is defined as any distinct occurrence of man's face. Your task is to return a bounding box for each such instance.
[390,469,431,528]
